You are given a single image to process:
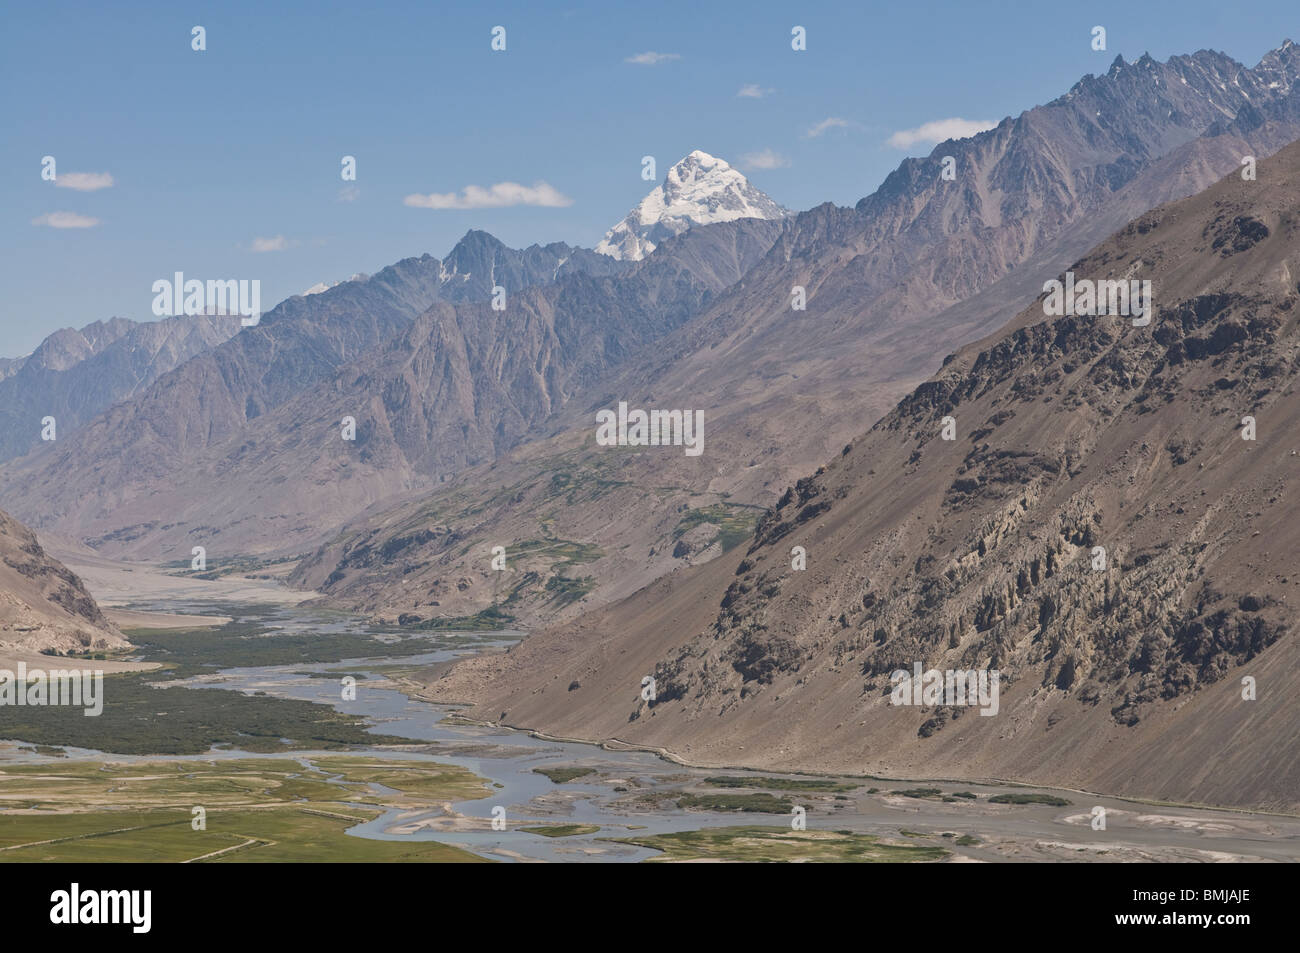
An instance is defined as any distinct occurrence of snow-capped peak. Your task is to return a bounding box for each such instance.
[301,273,368,297]
[1254,38,1300,97]
[595,150,788,260]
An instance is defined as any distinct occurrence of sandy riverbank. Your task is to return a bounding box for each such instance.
[0,648,160,674]
[46,541,316,614]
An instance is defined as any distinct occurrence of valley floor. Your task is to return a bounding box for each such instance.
[2,555,1294,863]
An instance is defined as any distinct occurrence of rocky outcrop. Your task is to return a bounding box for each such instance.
[0,508,125,654]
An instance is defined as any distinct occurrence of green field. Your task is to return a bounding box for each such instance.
[0,806,485,863]
[703,775,858,793]
[676,792,795,813]
[0,755,493,863]
[988,793,1072,806]
[611,826,949,863]
[123,612,481,676]
[0,668,408,755]
[520,824,601,838]
[533,766,597,784]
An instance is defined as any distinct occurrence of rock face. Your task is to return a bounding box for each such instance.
[0,314,241,462]
[432,135,1300,812]
[0,508,124,654]
[298,44,1300,632]
[596,151,789,261]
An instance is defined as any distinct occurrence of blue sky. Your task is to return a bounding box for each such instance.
[2,0,1297,354]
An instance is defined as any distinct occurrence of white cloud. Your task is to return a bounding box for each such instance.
[804,117,855,138]
[886,118,997,149]
[625,51,680,65]
[337,185,360,202]
[737,84,773,98]
[403,181,573,210]
[251,235,296,252]
[55,171,114,191]
[739,149,791,170]
[31,211,101,228]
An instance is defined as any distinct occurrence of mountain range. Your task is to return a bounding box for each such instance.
[0,314,241,463]
[7,44,1300,614]
[3,42,1300,808]
[289,42,1300,630]
[432,131,1300,812]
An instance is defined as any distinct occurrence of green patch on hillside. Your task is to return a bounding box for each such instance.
[542,450,634,507]
[671,504,761,553]
[447,536,605,613]
[510,537,604,572]
[402,605,517,631]
[546,470,632,505]
[542,573,596,608]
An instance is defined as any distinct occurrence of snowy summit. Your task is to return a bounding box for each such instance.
[301,273,368,297]
[595,150,788,261]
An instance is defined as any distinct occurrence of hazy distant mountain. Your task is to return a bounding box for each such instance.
[298,43,1300,631]
[596,151,789,260]
[0,220,781,558]
[0,232,631,532]
[1,229,629,472]
[0,315,242,463]
[434,132,1300,813]
[0,507,124,654]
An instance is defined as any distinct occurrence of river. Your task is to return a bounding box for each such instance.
[7,596,1298,863]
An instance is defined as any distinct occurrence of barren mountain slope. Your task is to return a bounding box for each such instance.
[0,314,242,463]
[1,219,782,560]
[433,137,1300,812]
[594,50,1300,500]
[0,233,627,544]
[299,47,1300,630]
[0,509,125,654]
